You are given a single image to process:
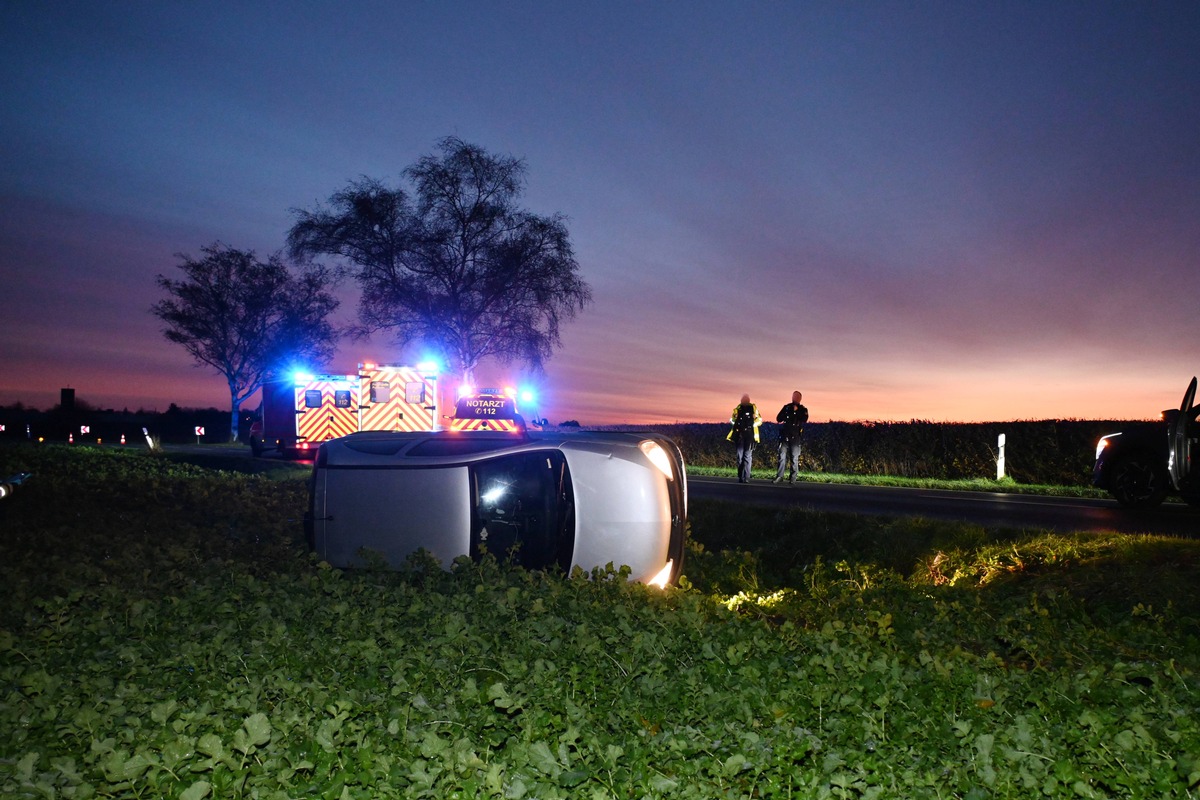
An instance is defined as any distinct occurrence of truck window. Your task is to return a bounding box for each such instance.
[304,390,322,408]
[405,381,426,404]
[334,390,352,409]
[370,381,390,403]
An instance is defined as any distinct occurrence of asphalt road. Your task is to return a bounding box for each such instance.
[689,476,1200,537]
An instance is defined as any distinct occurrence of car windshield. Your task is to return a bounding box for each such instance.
[471,450,574,571]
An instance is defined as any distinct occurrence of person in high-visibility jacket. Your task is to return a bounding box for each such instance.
[726,394,762,483]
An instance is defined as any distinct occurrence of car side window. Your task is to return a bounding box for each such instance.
[471,451,573,571]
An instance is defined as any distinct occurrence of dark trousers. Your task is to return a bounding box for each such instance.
[775,438,802,480]
[734,434,755,482]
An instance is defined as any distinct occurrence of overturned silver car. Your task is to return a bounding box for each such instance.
[306,430,687,586]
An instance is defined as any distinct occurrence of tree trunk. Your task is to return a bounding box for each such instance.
[228,386,241,443]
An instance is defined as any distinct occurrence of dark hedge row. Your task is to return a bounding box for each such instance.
[614,419,1153,486]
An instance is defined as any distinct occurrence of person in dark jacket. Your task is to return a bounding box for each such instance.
[773,391,809,484]
[726,394,762,483]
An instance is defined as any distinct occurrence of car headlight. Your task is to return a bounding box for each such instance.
[647,559,674,589]
[639,440,674,481]
[1095,433,1120,462]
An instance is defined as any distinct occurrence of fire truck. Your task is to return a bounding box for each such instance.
[249,363,456,458]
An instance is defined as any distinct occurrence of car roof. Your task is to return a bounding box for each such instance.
[317,429,664,465]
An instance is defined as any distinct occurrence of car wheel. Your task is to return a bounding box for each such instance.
[1108,456,1169,508]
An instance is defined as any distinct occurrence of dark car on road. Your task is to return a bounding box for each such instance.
[0,472,31,500]
[1093,377,1199,508]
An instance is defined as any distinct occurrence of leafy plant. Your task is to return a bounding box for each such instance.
[2,444,1198,799]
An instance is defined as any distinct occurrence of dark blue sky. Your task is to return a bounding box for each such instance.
[2,1,1198,423]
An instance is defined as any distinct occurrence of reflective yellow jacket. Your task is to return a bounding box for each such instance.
[726,403,762,442]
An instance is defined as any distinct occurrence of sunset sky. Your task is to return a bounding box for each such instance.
[2,2,1198,426]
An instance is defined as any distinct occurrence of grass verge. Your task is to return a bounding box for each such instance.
[687,464,1113,499]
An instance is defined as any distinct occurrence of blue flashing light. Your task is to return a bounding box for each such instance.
[416,360,440,374]
[519,388,536,405]
[292,370,315,383]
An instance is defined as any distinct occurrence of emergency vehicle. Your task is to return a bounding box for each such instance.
[249,372,360,458]
[357,363,453,433]
[249,363,456,458]
[448,386,528,433]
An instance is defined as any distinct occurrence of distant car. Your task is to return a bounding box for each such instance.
[1093,376,1199,508]
[247,418,265,456]
[306,429,687,586]
[0,472,32,500]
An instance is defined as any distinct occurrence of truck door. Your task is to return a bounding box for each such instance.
[1168,376,1197,490]
[296,378,359,446]
[319,383,359,441]
[358,365,441,432]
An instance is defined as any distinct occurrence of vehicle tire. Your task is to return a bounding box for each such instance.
[1108,456,1169,508]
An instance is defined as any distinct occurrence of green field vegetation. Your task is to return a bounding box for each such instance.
[2,444,1198,799]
